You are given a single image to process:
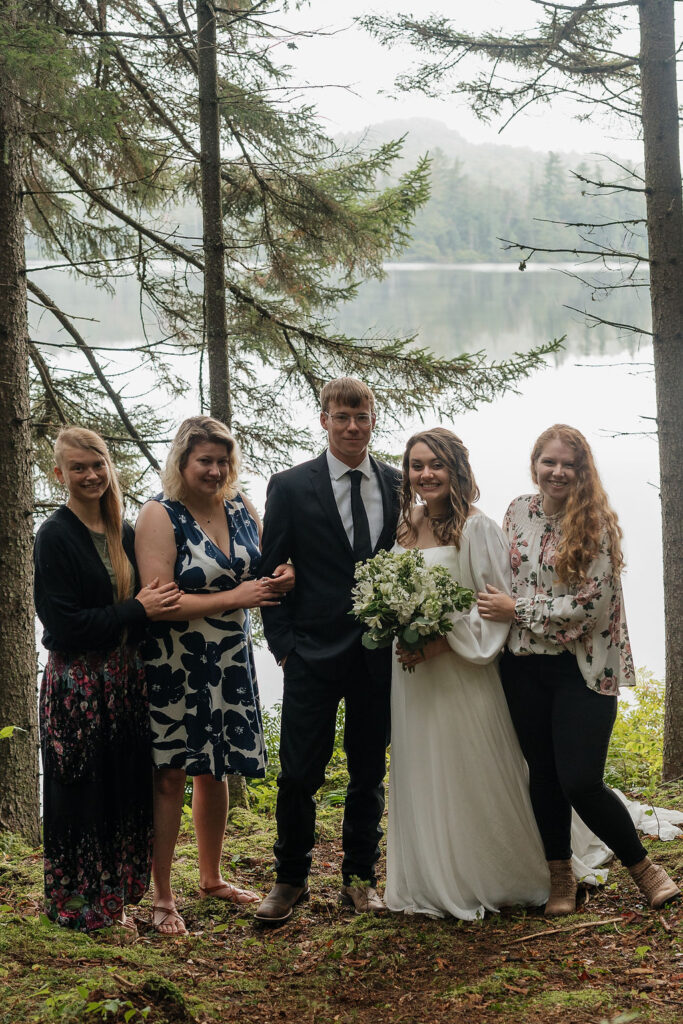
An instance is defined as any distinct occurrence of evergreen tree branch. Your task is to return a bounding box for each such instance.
[572,171,649,192]
[72,0,210,175]
[530,1,636,10]
[563,305,652,335]
[30,132,433,362]
[498,236,648,262]
[27,343,69,425]
[147,0,197,69]
[26,279,161,470]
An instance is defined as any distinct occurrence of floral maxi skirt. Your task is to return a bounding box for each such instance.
[40,645,153,931]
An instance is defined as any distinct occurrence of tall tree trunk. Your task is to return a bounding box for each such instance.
[197,0,232,428]
[639,0,683,780]
[197,1,247,810]
[0,59,40,841]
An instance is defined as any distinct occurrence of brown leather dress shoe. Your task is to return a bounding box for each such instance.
[254,883,309,923]
[340,884,385,914]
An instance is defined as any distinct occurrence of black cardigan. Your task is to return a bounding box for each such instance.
[34,505,148,653]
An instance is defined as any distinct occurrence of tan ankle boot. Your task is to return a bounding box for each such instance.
[628,857,681,909]
[545,859,578,916]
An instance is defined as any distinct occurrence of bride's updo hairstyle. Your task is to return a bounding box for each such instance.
[54,426,132,601]
[162,416,239,502]
[400,427,480,549]
[530,424,623,584]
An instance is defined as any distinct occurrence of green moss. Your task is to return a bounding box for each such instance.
[141,975,195,1021]
[530,987,615,1009]
[445,964,544,998]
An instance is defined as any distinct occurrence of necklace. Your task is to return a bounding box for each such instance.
[184,500,221,527]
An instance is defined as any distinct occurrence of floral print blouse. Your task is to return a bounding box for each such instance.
[503,494,635,696]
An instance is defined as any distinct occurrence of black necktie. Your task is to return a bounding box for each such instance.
[348,470,372,562]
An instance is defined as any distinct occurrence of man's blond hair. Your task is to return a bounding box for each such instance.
[320,377,375,414]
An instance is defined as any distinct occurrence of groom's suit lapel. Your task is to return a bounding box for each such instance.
[309,451,354,557]
[371,456,399,555]
[309,450,399,559]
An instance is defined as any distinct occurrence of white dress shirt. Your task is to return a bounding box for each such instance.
[326,449,384,551]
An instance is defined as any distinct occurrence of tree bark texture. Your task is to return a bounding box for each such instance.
[197,0,232,428]
[638,0,683,780]
[0,63,40,842]
[227,774,250,811]
[197,1,248,809]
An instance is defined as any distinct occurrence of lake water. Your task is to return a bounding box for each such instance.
[31,263,661,705]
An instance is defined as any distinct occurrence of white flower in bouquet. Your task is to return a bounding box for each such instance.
[350,548,475,672]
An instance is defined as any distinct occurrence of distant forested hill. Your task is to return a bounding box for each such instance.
[26,118,642,266]
[338,119,645,264]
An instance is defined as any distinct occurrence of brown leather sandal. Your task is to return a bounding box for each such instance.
[152,904,188,935]
[199,882,261,904]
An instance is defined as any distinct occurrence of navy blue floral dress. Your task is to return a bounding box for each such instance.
[143,494,267,779]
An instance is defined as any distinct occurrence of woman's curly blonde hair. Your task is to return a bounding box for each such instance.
[161,416,239,502]
[399,427,480,550]
[531,424,624,584]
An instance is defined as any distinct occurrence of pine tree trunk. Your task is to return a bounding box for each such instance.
[227,774,249,811]
[197,2,248,810]
[197,0,232,428]
[0,60,40,842]
[638,0,683,780]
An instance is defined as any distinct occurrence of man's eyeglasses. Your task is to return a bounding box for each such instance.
[324,413,373,426]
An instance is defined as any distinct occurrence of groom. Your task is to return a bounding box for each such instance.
[255,377,401,922]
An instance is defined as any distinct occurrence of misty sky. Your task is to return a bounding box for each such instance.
[280,1,646,159]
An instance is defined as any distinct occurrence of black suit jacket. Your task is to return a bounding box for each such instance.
[260,450,401,679]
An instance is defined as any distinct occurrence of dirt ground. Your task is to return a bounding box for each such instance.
[1,800,682,1024]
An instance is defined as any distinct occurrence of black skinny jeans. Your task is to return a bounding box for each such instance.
[501,650,646,867]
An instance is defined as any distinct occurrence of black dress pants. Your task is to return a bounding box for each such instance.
[501,649,646,867]
[274,648,391,886]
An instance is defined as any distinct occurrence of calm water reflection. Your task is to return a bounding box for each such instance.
[334,264,651,361]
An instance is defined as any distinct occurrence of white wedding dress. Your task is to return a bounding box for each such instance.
[385,513,613,920]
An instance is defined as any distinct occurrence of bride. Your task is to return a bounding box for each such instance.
[385,427,609,919]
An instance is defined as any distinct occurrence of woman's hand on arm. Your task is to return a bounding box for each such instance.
[226,578,282,610]
[135,578,183,620]
[145,579,281,621]
[263,563,295,594]
[477,584,517,622]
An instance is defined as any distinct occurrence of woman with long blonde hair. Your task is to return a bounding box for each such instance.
[35,427,181,934]
[478,425,680,914]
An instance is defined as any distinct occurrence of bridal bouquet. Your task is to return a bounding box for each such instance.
[351,548,475,671]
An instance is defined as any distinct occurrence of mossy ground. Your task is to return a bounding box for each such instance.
[1,785,682,1024]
